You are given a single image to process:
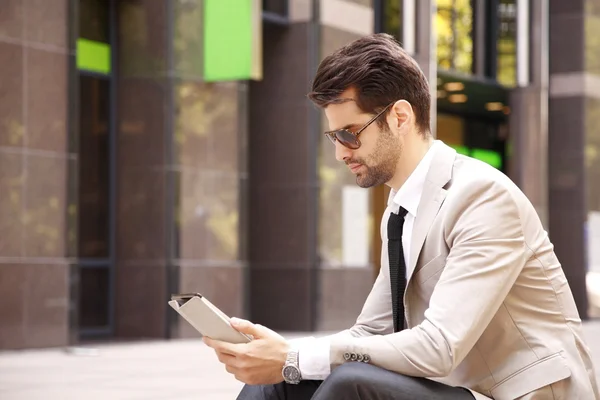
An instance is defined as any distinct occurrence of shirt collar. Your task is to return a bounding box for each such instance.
[387,140,439,217]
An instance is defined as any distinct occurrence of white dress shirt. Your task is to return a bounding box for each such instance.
[289,141,439,380]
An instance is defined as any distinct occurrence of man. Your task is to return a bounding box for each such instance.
[204,33,599,399]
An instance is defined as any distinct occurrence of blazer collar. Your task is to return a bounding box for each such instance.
[407,141,456,282]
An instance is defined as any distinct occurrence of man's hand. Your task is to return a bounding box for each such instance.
[203,317,291,385]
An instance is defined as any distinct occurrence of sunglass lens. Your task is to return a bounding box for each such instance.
[336,130,360,149]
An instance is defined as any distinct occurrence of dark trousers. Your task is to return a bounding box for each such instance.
[236,363,475,400]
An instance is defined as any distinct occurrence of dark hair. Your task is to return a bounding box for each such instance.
[308,33,431,134]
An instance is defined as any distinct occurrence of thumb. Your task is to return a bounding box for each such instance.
[230,317,269,338]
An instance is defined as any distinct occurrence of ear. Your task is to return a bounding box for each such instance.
[389,100,413,133]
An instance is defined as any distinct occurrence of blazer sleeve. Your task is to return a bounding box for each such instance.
[327,177,530,377]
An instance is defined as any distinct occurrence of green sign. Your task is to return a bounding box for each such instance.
[451,145,503,169]
[203,0,262,82]
[77,38,111,75]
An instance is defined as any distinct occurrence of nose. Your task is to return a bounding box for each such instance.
[334,140,352,162]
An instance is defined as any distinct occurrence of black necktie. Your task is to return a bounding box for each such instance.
[388,207,408,333]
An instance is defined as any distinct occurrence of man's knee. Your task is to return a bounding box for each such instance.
[316,362,374,396]
[236,383,280,400]
[328,362,372,386]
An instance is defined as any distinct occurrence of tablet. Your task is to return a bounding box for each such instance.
[168,293,252,344]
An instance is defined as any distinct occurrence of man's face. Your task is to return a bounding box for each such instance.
[324,96,402,188]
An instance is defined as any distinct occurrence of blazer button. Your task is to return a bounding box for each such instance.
[344,352,351,361]
[350,353,358,361]
[363,354,370,363]
[357,354,364,362]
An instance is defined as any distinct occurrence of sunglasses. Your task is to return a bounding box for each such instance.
[323,103,394,149]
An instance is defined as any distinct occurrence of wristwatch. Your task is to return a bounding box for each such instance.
[282,349,302,384]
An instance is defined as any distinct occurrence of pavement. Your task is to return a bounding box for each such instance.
[1,323,599,400]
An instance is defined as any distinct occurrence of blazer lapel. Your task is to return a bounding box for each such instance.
[406,142,456,284]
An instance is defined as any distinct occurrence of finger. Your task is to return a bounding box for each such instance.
[216,351,237,365]
[204,337,240,356]
[230,318,269,338]
[202,336,214,348]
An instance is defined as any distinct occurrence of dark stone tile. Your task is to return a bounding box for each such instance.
[26,48,68,152]
[0,263,69,350]
[0,153,25,257]
[115,265,167,338]
[0,0,24,42]
[321,25,363,62]
[249,187,311,266]
[549,14,585,74]
[117,167,166,261]
[548,96,588,317]
[317,268,374,331]
[548,97,586,191]
[23,154,67,258]
[174,265,244,339]
[24,263,69,348]
[548,209,588,317]
[0,41,24,147]
[117,78,168,168]
[248,24,311,186]
[249,267,315,331]
[550,0,584,14]
[24,0,68,49]
[248,103,309,185]
[0,264,27,349]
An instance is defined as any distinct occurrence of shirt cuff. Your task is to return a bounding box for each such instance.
[289,336,331,381]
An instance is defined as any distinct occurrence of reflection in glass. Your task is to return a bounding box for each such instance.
[378,0,403,41]
[174,0,204,77]
[496,0,517,86]
[263,0,288,16]
[318,117,372,268]
[78,76,110,258]
[436,0,473,74]
[586,99,600,318]
[79,267,109,328]
[79,0,109,43]
[173,81,240,261]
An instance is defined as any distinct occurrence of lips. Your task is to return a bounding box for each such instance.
[349,163,363,173]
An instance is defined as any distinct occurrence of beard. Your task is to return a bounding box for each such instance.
[351,127,402,188]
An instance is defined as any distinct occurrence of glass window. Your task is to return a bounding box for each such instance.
[378,0,403,41]
[77,0,113,336]
[263,0,288,16]
[496,0,517,86]
[79,0,110,43]
[173,81,240,262]
[78,77,110,258]
[318,118,373,268]
[79,267,110,328]
[436,0,474,75]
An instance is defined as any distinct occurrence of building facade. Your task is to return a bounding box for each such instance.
[0,0,598,350]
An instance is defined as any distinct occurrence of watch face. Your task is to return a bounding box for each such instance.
[283,365,301,382]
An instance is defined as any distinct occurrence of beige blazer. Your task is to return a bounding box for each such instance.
[327,142,599,400]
